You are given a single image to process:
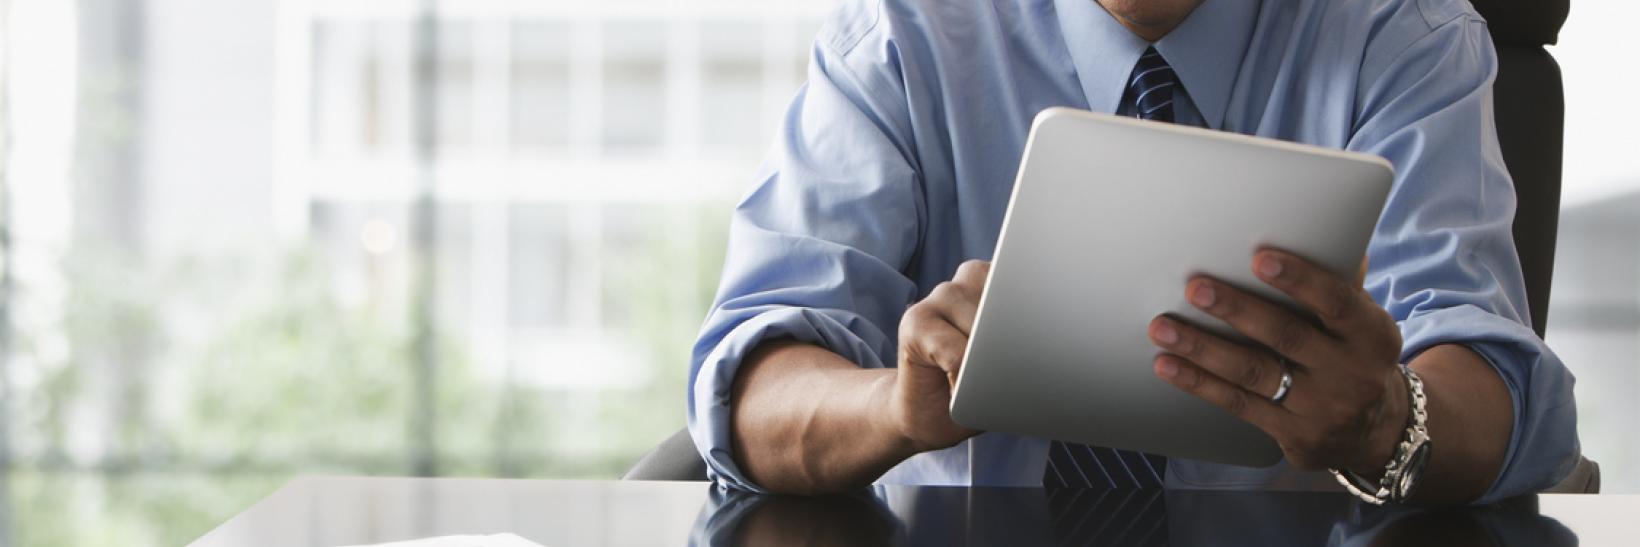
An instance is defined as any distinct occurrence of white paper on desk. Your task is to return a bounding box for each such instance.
[337,533,546,547]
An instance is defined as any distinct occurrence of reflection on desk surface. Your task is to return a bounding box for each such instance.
[190,477,1635,547]
[696,487,1577,547]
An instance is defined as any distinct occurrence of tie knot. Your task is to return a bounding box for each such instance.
[1129,47,1177,122]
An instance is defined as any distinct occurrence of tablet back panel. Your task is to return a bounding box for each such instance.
[949,108,1393,468]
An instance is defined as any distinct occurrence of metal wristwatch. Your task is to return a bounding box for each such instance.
[1329,365,1432,505]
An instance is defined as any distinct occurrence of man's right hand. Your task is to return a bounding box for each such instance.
[890,259,990,452]
[728,259,992,493]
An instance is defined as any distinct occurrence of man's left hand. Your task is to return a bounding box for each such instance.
[1147,248,1409,475]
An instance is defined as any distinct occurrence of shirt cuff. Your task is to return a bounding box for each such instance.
[1397,304,1580,504]
[687,305,897,492]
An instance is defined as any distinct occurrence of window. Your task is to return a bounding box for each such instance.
[600,21,667,152]
[701,21,764,149]
[510,22,573,152]
[0,1,833,544]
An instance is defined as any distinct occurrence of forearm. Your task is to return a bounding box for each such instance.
[730,340,918,494]
[1401,344,1513,505]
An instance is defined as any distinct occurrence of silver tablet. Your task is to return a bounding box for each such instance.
[949,108,1393,468]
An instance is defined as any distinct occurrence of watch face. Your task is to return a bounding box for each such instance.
[1397,442,1433,500]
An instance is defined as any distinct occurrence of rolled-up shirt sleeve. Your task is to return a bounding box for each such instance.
[1347,15,1579,503]
[686,26,925,492]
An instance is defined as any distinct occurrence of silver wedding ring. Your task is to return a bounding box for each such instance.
[1270,359,1294,404]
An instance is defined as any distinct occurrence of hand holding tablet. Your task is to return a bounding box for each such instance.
[948,108,1393,468]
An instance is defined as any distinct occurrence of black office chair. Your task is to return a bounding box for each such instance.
[1478,0,1566,341]
[624,0,1599,493]
[1475,0,1599,494]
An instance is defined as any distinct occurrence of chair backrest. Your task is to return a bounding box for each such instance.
[1469,0,1571,338]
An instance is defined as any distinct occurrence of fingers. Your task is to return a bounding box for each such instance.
[926,281,979,335]
[1186,277,1335,367]
[895,260,990,386]
[1252,249,1376,332]
[922,259,989,335]
[952,259,991,291]
[1148,316,1289,399]
[1154,355,1289,433]
[898,301,970,385]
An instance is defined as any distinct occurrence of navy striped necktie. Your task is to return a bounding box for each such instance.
[1130,46,1178,123]
[1043,46,1178,490]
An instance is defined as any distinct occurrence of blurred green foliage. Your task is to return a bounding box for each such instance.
[7,471,287,547]
[2,202,732,546]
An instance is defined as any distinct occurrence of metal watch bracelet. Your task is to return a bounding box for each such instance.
[1329,365,1430,505]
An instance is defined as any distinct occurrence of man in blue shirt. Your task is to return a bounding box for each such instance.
[686,0,1579,504]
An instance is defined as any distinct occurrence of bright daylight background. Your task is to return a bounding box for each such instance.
[0,1,1635,545]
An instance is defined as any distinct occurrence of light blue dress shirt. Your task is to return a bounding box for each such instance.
[687,0,1579,504]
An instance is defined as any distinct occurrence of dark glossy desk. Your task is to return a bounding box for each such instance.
[189,476,1634,546]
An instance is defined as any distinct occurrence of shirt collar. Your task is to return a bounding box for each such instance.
[1054,0,1258,130]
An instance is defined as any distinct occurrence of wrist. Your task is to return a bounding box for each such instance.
[1351,366,1413,477]
[875,371,930,458]
[1332,365,1433,505]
